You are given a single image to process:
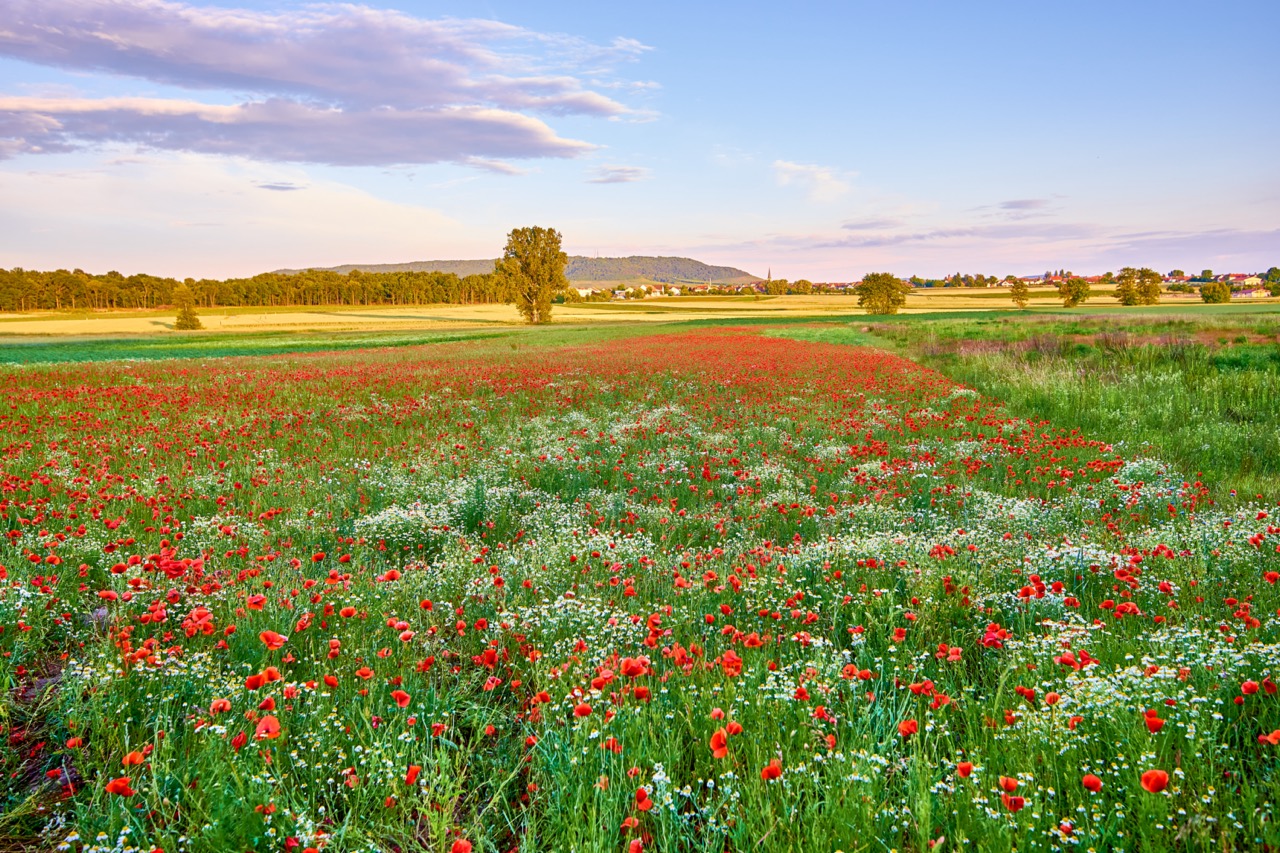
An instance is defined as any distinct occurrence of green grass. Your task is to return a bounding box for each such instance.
[0,329,519,364]
[768,309,1280,501]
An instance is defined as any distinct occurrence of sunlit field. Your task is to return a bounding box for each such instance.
[3,325,1279,852]
[10,286,1267,339]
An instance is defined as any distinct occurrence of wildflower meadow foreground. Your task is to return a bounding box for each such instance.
[3,328,1279,853]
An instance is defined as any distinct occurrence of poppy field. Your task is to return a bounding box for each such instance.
[2,327,1279,852]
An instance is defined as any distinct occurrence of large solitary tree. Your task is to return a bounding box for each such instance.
[496,226,569,324]
[854,272,910,315]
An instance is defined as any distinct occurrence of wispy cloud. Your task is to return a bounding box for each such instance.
[841,216,902,231]
[0,0,648,168]
[773,160,854,202]
[999,198,1051,211]
[587,164,650,184]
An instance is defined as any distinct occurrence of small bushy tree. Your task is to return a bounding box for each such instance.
[1201,281,1231,303]
[1115,268,1139,305]
[855,272,910,315]
[1058,277,1091,307]
[1136,268,1162,304]
[1009,277,1030,308]
[173,283,203,330]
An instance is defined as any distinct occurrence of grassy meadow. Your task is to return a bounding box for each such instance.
[1,301,1279,853]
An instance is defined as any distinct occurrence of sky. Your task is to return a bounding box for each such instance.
[1,0,1277,281]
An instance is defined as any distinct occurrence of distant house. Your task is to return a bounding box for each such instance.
[574,287,595,298]
[1237,288,1271,298]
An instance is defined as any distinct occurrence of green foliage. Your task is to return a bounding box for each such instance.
[790,279,813,295]
[764,278,788,295]
[496,226,569,325]
[855,272,910,315]
[1201,281,1232,303]
[862,312,1280,498]
[1115,268,1139,305]
[171,284,203,330]
[1115,267,1159,306]
[1057,276,1092,307]
[1169,269,1185,278]
[1136,267,1163,304]
[1008,278,1030,308]
[0,266,514,311]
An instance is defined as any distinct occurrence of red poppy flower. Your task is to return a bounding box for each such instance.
[1082,774,1102,792]
[391,690,411,709]
[121,750,145,766]
[999,776,1019,793]
[760,758,782,781]
[898,719,918,738]
[259,630,287,650]
[573,702,592,717]
[255,715,281,740]
[1141,769,1169,793]
[450,841,471,853]
[210,698,232,714]
[709,728,729,759]
[635,787,653,811]
[1001,793,1025,813]
[405,765,421,786]
[105,777,136,797]
[956,761,973,778]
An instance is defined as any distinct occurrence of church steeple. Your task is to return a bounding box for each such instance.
[767,267,771,282]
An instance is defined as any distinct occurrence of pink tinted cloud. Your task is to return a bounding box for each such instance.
[0,0,642,165]
[0,96,595,165]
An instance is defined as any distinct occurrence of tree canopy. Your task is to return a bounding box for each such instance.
[1058,277,1092,307]
[855,273,910,315]
[1009,278,1030,309]
[1201,281,1232,303]
[495,226,569,325]
[0,267,513,312]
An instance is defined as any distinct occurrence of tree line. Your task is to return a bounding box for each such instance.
[0,267,515,312]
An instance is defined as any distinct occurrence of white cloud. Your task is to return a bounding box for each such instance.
[0,0,648,167]
[587,164,650,184]
[773,160,854,202]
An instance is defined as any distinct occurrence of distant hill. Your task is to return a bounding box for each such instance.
[274,259,497,277]
[564,256,758,284]
[274,256,759,284]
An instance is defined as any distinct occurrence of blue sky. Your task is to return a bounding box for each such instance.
[1,0,1276,280]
